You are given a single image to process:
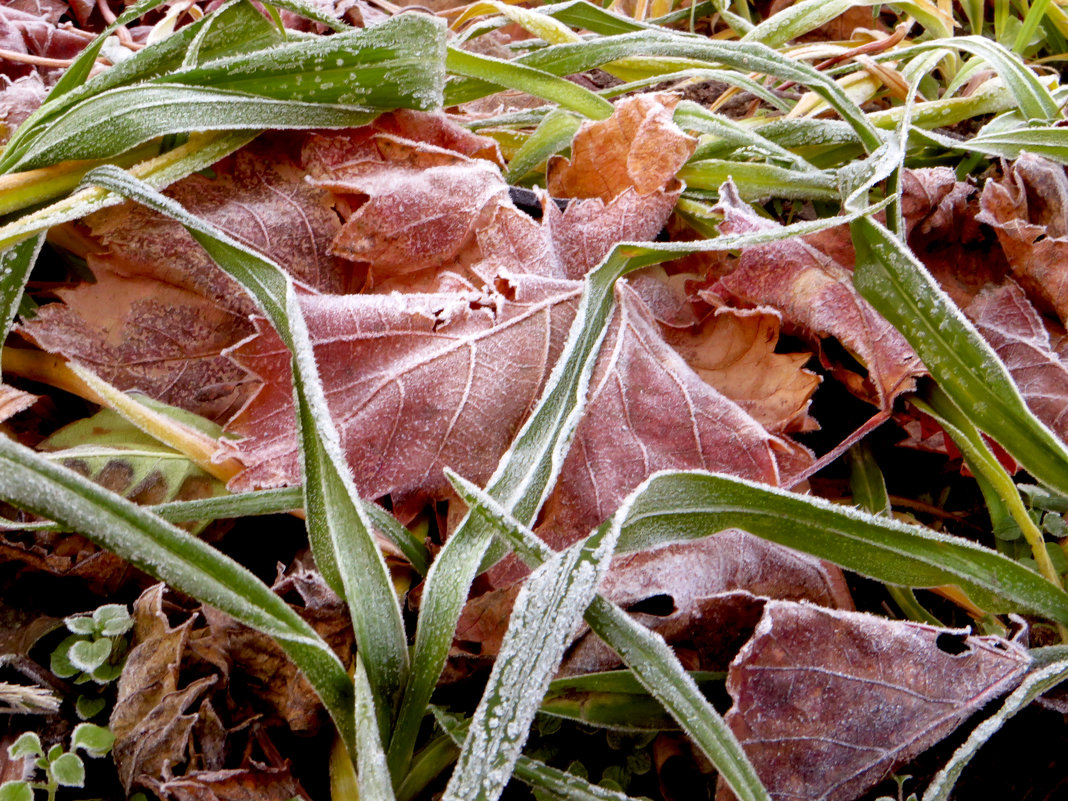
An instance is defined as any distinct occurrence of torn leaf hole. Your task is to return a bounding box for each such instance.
[626,594,677,617]
[935,631,972,656]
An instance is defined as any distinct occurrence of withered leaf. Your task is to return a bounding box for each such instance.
[707,183,926,410]
[547,93,697,202]
[966,281,1068,442]
[978,154,1068,325]
[0,382,35,424]
[149,764,306,801]
[111,585,214,793]
[661,307,820,435]
[720,602,1031,801]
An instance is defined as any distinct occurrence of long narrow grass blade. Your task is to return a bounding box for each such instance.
[444,472,771,801]
[504,109,582,183]
[83,166,408,744]
[679,160,837,200]
[443,31,881,150]
[442,517,620,801]
[435,707,648,801]
[0,236,43,352]
[354,655,398,801]
[445,47,615,120]
[851,216,1068,497]
[0,435,354,744]
[922,655,1068,800]
[612,470,1068,622]
[743,0,951,46]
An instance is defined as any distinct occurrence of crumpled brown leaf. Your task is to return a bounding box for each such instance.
[977,153,1068,325]
[148,765,307,801]
[704,183,926,410]
[719,602,1031,801]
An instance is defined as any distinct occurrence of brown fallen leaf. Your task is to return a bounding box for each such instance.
[705,183,926,410]
[661,306,820,434]
[0,382,35,424]
[0,73,46,143]
[448,530,852,681]
[149,764,307,801]
[966,281,1068,442]
[719,601,1031,801]
[977,153,1068,325]
[546,93,697,202]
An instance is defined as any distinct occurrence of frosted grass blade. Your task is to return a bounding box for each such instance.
[613,470,1068,622]
[851,216,1068,497]
[0,435,355,746]
[923,655,1068,800]
[442,517,620,801]
[743,0,952,46]
[0,236,43,354]
[445,472,771,801]
[354,655,398,801]
[679,160,837,200]
[83,166,408,741]
[504,109,582,184]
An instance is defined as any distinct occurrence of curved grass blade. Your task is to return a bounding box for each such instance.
[851,216,1068,497]
[151,489,430,576]
[83,165,408,741]
[888,36,1061,121]
[0,131,254,253]
[676,101,816,169]
[445,47,614,120]
[679,160,838,200]
[444,471,771,801]
[922,655,1068,800]
[0,236,43,358]
[443,31,881,151]
[0,434,355,746]
[354,654,398,801]
[433,708,645,801]
[0,0,283,173]
[504,109,582,184]
[743,0,952,47]
[913,125,1068,164]
[441,518,620,801]
[612,470,1068,623]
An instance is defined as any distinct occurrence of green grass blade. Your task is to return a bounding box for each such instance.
[150,489,430,575]
[851,216,1068,497]
[612,470,1068,622]
[679,160,838,200]
[446,47,614,120]
[743,0,951,46]
[504,109,582,183]
[0,130,256,252]
[0,435,354,745]
[676,100,816,169]
[10,88,382,172]
[913,125,1068,164]
[0,236,43,354]
[923,655,1067,800]
[434,709,649,801]
[892,37,1060,121]
[442,518,620,801]
[444,473,771,801]
[354,655,398,801]
[443,31,881,150]
[82,165,409,745]
[263,0,351,31]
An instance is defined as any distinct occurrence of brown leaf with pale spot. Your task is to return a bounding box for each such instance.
[547,93,697,202]
[19,268,252,423]
[707,183,925,409]
[662,307,820,434]
[977,153,1068,325]
[719,602,1031,801]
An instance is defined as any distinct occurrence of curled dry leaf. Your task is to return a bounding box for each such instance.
[978,154,1068,325]
[546,93,697,202]
[719,602,1031,801]
[0,382,35,424]
[706,183,926,410]
[148,765,307,801]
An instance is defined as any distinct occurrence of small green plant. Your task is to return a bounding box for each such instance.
[0,724,115,801]
[50,604,133,720]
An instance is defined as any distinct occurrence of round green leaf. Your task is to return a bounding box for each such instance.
[0,782,33,801]
[50,753,85,787]
[67,639,112,673]
[63,615,96,636]
[50,634,82,678]
[92,605,132,637]
[7,732,42,760]
[75,695,107,721]
[71,723,115,758]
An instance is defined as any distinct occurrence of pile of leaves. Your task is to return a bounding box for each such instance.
[3,0,1068,798]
